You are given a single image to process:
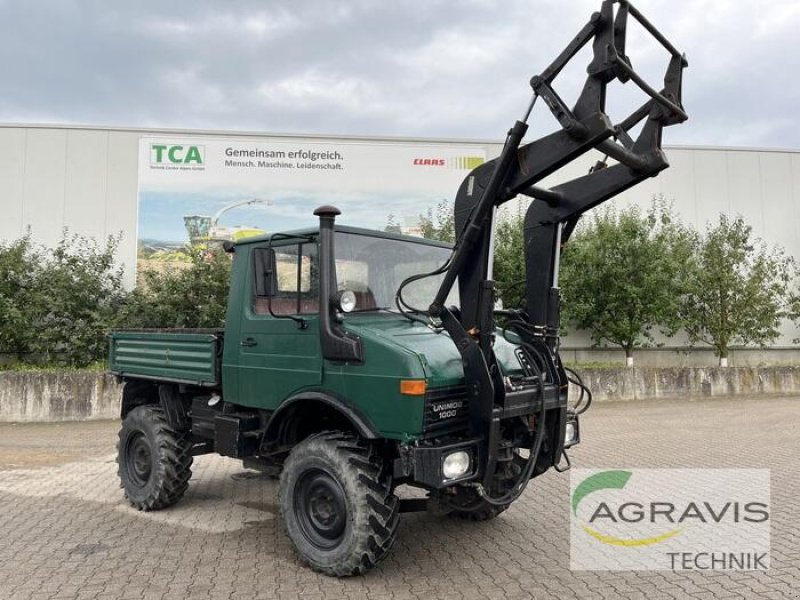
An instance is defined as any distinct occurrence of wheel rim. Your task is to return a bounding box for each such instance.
[126,432,153,487]
[293,468,348,550]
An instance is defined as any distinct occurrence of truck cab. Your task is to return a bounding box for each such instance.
[223,214,575,478]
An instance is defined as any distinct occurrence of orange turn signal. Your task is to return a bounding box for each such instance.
[400,379,427,396]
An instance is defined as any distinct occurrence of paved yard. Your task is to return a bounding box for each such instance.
[0,396,798,599]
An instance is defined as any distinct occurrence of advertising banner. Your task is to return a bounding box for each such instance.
[136,136,486,277]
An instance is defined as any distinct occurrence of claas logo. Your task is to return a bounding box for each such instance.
[150,144,205,164]
[413,156,484,169]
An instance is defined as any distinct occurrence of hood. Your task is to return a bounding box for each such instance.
[342,313,525,389]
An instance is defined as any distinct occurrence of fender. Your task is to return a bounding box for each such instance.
[120,378,158,418]
[263,390,380,449]
[158,384,190,431]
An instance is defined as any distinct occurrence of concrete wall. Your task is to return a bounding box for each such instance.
[0,372,122,422]
[569,366,800,403]
[0,367,798,423]
[561,347,800,368]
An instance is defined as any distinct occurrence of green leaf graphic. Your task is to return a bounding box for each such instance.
[572,470,632,515]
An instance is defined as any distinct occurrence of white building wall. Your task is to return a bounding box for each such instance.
[0,124,798,344]
[524,145,800,254]
[0,127,142,287]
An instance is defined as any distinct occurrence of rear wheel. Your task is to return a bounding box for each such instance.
[279,432,399,577]
[117,405,193,511]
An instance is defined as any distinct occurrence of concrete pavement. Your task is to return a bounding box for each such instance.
[0,396,797,599]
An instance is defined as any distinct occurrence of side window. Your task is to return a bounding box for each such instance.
[253,243,318,315]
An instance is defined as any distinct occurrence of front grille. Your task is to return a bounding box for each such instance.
[423,385,469,434]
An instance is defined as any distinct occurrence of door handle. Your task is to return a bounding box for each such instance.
[240,337,257,347]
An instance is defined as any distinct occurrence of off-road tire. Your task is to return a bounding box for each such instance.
[117,405,193,511]
[445,486,510,521]
[279,432,399,577]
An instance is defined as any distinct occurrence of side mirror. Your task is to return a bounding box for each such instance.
[254,248,277,297]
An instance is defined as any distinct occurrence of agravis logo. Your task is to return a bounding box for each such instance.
[572,470,683,546]
[570,469,771,571]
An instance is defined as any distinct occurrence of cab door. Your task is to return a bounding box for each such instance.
[236,241,321,410]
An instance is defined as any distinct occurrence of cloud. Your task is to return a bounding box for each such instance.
[258,70,384,114]
[0,0,797,149]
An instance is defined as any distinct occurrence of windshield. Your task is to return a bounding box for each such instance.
[334,231,458,312]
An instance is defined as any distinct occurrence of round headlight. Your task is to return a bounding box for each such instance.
[565,422,577,445]
[338,290,357,313]
[442,450,471,480]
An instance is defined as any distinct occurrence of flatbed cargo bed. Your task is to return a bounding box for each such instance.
[108,329,223,387]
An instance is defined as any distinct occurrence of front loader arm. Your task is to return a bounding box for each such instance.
[439,0,688,334]
[408,0,688,502]
[524,113,673,328]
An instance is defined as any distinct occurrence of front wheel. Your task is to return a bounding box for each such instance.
[279,432,399,577]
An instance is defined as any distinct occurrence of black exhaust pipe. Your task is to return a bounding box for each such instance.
[314,205,363,363]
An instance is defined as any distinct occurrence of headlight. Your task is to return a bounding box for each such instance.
[564,420,580,447]
[336,290,357,313]
[442,450,471,480]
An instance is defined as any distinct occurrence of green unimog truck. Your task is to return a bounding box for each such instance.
[109,0,687,576]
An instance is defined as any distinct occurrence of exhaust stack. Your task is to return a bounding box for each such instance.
[314,205,363,363]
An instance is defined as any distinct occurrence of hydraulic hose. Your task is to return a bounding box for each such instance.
[447,320,548,511]
[473,328,548,507]
[564,365,592,414]
[394,252,454,326]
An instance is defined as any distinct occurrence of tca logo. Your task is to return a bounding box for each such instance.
[150,144,205,165]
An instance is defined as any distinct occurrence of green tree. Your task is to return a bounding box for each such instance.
[789,272,800,343]
[384,214,402,235]
[492,207,526,309]
[0,231,126,367]
[0,234,43,359]
[119,245,232,329]
[33,233,126,366]
[384,200,455,241]
[681,214,792,366]
[417,200,455,243]
[559,201,694,365]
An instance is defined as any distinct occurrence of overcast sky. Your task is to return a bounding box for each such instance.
[0,0,798,149]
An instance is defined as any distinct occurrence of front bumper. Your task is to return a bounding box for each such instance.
[398,396,581,490]
[395,439,480,489]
